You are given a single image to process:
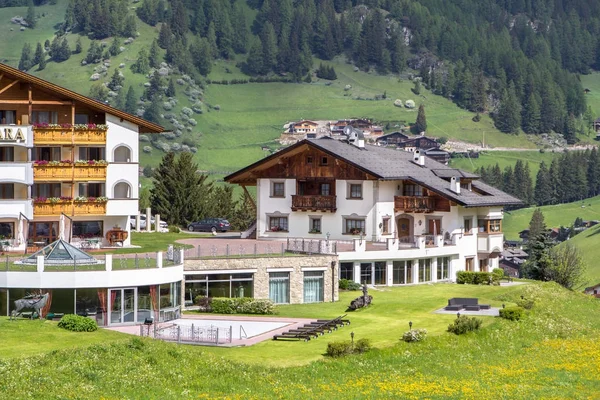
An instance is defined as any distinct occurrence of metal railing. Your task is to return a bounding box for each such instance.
[184,239,337,259]
[142,322,232,345]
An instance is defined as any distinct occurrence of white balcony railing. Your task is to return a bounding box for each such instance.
[0,162,33,185]
[0,199,33,219]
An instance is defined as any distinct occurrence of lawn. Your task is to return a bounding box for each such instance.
[559,223,600,286]
[502,195,600,240]
[1,282,600,399]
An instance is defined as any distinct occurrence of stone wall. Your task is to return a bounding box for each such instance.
[184,255,339,304]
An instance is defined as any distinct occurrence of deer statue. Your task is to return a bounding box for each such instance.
[10,293,49,320]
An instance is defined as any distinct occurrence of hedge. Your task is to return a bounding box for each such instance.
[57,314,98,332]
[499,306,525,321]
[210,298,275,315]
[456,271,492,285]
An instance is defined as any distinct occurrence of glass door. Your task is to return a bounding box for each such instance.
[109,288,137,324]
[360,263,372,285]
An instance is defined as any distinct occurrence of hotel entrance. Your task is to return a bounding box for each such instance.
[109,288,136,324]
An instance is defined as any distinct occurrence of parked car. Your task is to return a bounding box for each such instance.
[187,218,231,233]
[130,215,168,231]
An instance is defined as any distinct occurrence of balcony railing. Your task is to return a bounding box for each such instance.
[33,164,107,181]
[394,196,435,213]
[33,128,107,145]
[291,195,337,212]
[33,200,107,216]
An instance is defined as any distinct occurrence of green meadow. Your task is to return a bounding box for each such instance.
[2,282,600,399]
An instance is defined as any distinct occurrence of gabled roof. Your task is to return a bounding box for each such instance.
[226,138,522,208]
[293,120,318,125]
[0,62,163,133]
[375,131,409,141]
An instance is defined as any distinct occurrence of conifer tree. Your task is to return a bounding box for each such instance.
[25,0,36,29]
[74,37,82,54]
[37,53,46,71]
[131,48,150,74]
[528,208,547,242]
[150,152,177,223]
[189,37,212,76]
[85,41,102,64]
[166,78,176,98]
[495,83,521,134]
[18,43,33,71]
[149,39,160,68]
[587,148,600,197]
[522,93,541,134]
[33,42,44,65]
[261,22,278,74]
[124,86,138,114]
[108,69,124,92]
[109,37,120,57]
[245,39,264,75]
[114,88,126,111]
[143,94,161,124]
[415,104,427,134]
[534,161,552,205]
[158,23,172,49]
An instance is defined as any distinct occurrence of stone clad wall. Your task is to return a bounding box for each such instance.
[184,255,339,304]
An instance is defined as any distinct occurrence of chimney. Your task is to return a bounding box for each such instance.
[414,150,425,166]
[450,176,461,194]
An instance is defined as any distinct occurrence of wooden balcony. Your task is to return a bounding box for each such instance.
[73,201,107,215]
[291,195,337,212]
[33,164,72,181]
[33,201,72,216]
[394,196,435,213]
[33,164,107,181]
[73,165,107,180]
[33,128,107,145]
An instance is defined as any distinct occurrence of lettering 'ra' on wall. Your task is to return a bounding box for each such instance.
[0,127,26,142]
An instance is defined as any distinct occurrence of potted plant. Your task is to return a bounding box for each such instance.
[350,228,362,235]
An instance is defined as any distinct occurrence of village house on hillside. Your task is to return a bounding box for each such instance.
[225,135,521,287]
[584,283,600,298]
[288,120,318,134]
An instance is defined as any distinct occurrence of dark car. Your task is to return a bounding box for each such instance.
[188,218,231,233]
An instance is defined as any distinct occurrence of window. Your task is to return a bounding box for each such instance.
[303,271,324,303]
[32,183,61,198]
[477,219,502,233]
[465,257,474,272]
[114,146,131,162]
[345,218,365,234]
[34,147,61,162]
[79,183,105,197]
[32,111,58,124]
[437,257,449,280]
[403,183,423,197]
[79,147,105,161]
[271,181,285,197]
[479,259,489,272]
[320,183,330,196]
[114,182,132,199]
[349,183,362,199]
[464,217,472,234]
[0,184,14,199]
[339,262,353,280]
[374,261,386,285]
[0,147,14,162]
[382,217,390,234]
[184,273,253,301]
[419,259,432,282]
[309,217,321,233]
[75,114,89,124]
[320,156,328,166]
[269,272,290,304]
[306,156,313,165]
[73,221,103,238]
[0,222,14,238]
[392,260,413,284]
[268,216,288,232]
[0,110,16,124]
[28,222,59,245]
[360,263,372,285]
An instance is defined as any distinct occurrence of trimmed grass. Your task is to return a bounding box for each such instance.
[97,232,201,254]
[2,282,600,399]
[502,195,600,240]
[449,150,562,180]
[0,317,127,359]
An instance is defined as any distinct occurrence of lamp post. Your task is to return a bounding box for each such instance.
[457,312,461,319]
[351,331,355,348]
[409,321,413,331]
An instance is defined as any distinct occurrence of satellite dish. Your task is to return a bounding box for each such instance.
[343,125,353,136]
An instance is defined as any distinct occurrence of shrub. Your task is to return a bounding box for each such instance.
[354,338,372,353]
[339,279,361,290]
[516,298,535,310]
[326,341,354,357]
[209,298,275,315]
[58,314,98,332]
[492,268,505,283]
[168,225,181,233]
[402,328,428,342]
[195,296,212,312]
[456,271,492,285]
[500,306,525,321]
[447,316,482,335]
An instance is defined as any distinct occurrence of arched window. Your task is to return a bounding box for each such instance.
[114,182,131,199]
[113,145,131,162]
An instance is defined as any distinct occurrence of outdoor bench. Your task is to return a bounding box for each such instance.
[444,298,490,311]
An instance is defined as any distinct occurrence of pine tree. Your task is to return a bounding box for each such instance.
[74,37,82,54]
[166,78,176,98]
[528,208,547,242]
[261,22,278,74]
[172,152,214,226]
[415,104,427,134]
[38,53,46,71]
[109,37,120,57]
[150,152,178,223]
[145,71,162,100]
[131,48,150,74]
[495,83,521,134]
[56,38,71,62]
[245,39,264,75]
[143,94,161,124]
[88,82,109,102]
[85,41,103,64]
[18,43,33,71]
[108,69,124,92]
[548,158,561,204]
[158,23,172,49]
[149,39,160,68]
[413,80,421,95]
[114,87,126,110]
[502,166,515,195]
[206,22,218,58]
[25,0,36,29]
[534,161,552,205]
[522,93,541,134]
[124,86,138,114]
[470,71,487,113]
[587,148,600,197]
[563,114,578,144]
[189,37,212,76]
[33,42,44,65]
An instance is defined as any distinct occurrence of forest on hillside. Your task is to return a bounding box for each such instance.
[12,0,600,142]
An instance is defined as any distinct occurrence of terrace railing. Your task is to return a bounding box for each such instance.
[394,196,435,213]
[143,322,232,345]
[291,195,337,212]
[184,238,337,259]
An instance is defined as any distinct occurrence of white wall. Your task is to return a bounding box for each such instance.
[0,200,33,219]
[0,163,33,185]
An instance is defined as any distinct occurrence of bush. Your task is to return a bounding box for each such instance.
[326,341,353,357]
[402,328,428,342]
[210,298,275,315]
[58,314,98,332]
[516,298,535,310]
[354,338,372,353]
[168,225,181,233]
[456,271,492,285]
[339,279,362,291]
[500,306,525,321]
[447,316,482,335]
[492,268,504,285]
[195,296,212,311]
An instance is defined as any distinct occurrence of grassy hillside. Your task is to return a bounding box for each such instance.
[2,282,600,399]
[0,0,538,176]
[503,195,600,240]
[560,224,600,286]
[449,150,561,180]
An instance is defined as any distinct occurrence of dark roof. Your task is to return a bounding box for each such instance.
[226,138,522,208]
[0,62,163,133]
[376,131,409,141]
